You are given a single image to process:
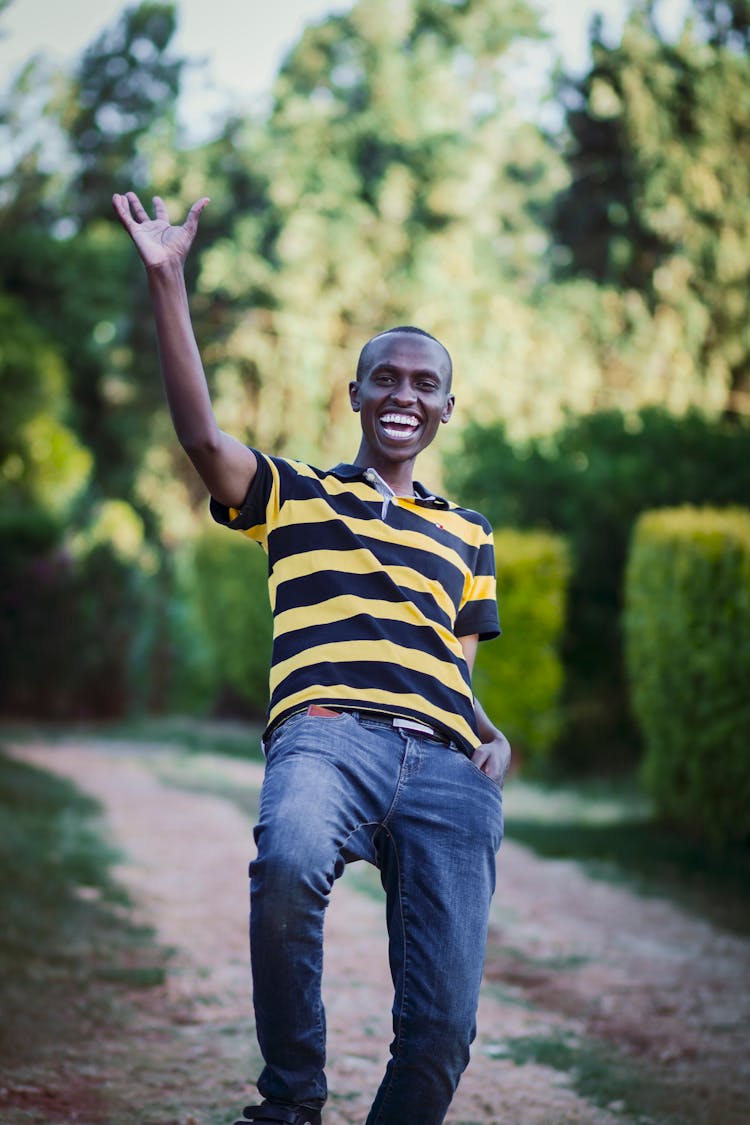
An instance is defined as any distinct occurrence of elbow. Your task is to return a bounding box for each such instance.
[179,429,221,462]
[180,433,226,486]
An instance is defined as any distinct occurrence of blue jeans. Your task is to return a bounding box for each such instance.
[249,710,504,1124]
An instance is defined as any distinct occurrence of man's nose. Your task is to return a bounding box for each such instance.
[391,379,417,404]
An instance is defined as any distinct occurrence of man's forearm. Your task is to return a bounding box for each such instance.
[474,695,501,743]
[114,190,256,506]
[147,258,220,454]
[145,259,257,506]
[471,696,511,782]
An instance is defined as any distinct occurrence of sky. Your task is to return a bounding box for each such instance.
[0,0,690,136]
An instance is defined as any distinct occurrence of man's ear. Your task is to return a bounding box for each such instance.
[349,380,361,412]
[441,394,455,424]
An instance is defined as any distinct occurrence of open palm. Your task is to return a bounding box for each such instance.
[112,191,209,269]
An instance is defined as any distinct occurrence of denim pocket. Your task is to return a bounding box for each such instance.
[264,710,307,757]
[463,753,504,792]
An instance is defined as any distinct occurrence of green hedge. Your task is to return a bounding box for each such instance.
[178,525,569,752]
[178,527,273,717]
[0,507,272,721]
[473,529,570,771]
[0,508,157,719]
[448,408,750,770]
[624,507,750,846]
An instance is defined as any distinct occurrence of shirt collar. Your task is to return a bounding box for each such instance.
[329,462,450,509]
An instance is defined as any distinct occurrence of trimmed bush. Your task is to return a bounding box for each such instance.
[0,506,159,719]
[179,525,569,747]
[184,527,273,717]
[159,553,219,716]
[624,507,750,846]
[473,529,570,771]
[449,408,750,770]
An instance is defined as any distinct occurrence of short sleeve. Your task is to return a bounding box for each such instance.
[209,449,274,542]
[454,520,501,640]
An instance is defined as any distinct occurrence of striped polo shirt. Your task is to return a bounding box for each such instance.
[210,453,500,754]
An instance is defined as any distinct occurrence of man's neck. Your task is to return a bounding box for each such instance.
[363,465,417,501]
[353,448,415,496]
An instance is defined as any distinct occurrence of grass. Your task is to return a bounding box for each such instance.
[0,746,167,1067]
[150,747,264,815]
[504,777,750,935]
[0,713,266,761]
[106,714,266,759]
[485,1031,699,1124]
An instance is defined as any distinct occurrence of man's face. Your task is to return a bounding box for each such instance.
[349,332,454,467]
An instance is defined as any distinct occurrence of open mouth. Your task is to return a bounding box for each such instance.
[379,412,421,441]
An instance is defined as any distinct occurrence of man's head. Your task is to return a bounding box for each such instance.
[355,326,453,387]
[349,326,455,473]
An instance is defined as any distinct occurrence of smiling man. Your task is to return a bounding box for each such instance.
[350,326,454,480]
[113,190,510,1125]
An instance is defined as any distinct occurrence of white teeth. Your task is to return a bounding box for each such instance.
[380,414,419,427]
[379,413,420,441]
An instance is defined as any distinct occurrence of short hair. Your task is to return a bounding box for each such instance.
[355,326,453,383]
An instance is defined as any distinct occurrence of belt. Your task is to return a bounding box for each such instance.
[305,704,453,746]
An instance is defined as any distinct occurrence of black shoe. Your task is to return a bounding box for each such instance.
[234,1102,322,1125]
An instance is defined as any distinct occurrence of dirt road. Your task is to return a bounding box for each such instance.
[6,740,750,1125]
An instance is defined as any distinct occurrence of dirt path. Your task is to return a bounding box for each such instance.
[7,740,750,1125]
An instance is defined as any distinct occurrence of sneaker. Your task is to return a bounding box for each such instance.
[233,1103,322,1125]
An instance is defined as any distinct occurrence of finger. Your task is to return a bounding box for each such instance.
[153,195,169,222]
[471,747,490,772]
[112,193,138,233]
[183,196,210,237]
[125,190,150,222]
[480,756,501,781]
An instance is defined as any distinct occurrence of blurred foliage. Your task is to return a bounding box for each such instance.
[624,507,750,846]
[2,0,750,747]
[449,407,750,770]
[474,530,569,769]
[0,505,158,718]
[693,0,750,47]
[179,527,274,717]
[553,1,750,416]
[0,2,187,512]
[66,2,184,222]
[0,294,92,514]
[193,0,566,482]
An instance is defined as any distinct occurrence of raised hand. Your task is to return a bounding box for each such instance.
[112,191,209,270]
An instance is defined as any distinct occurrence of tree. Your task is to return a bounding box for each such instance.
[0,3,193,721]
[0,3,195,512]
[195,0,565,475]
[0,294,91,517]
[693,0,750,47]
[65,2,184,224]
[553,0,750,416]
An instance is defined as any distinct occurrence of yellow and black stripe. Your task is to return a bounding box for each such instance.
[210,455,500,754]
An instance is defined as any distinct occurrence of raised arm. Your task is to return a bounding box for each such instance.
[112,191,256,508]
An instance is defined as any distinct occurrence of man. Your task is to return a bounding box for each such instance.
[113,191,510,1125]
